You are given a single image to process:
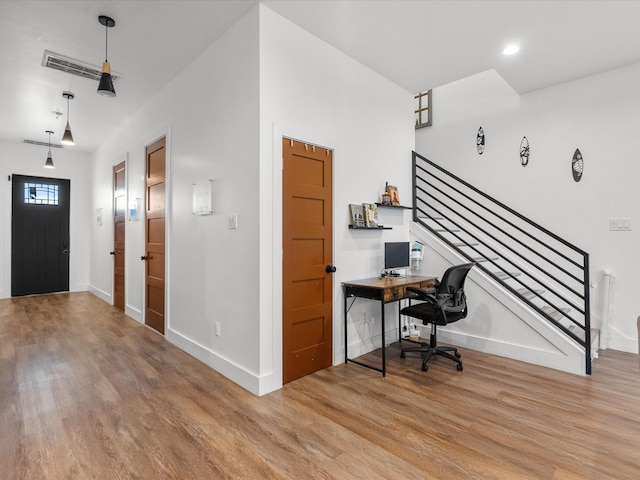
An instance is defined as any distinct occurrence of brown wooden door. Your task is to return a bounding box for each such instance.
[282,138,334,383]
[113,161,126,311]
[144,137,166,334]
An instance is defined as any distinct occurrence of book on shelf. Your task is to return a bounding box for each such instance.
[362,203,379,227]
[349,204,365,227]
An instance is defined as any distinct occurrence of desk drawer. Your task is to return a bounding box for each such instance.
[404,280,436,299]
[420,280,436,290]
[383,286,405,302]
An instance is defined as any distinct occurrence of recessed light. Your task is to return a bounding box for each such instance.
[503,44,520,56]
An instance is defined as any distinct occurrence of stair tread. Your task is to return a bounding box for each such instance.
[453,242,479,247]
[515,288,545,299]
[568,326,600,344]
[473,256,499,262]
[493,271,521,279]
[542,306,571,321]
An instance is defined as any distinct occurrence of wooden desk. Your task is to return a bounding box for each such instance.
[343,275,436,376]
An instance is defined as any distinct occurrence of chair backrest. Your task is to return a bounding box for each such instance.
[436,263,475,316]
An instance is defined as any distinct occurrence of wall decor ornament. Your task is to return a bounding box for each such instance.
[476,127,485,154]
[572,148,583,182]
[519,136,530,166]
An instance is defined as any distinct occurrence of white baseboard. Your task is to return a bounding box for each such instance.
[126,305,143,323]
[437,328,585,376]
[606,325,638,354]
[166,327,276,396]
[88,284,111,304]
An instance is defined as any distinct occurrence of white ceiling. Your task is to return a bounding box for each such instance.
[2,0,640,154]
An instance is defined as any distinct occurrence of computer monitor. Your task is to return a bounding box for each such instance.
[384,241,410,274]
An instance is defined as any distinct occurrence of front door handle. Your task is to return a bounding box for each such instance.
[325,265,337,273]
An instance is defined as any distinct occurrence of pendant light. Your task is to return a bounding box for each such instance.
[97,15,116,97]
[61,92,75,145]
[44,130,55,169]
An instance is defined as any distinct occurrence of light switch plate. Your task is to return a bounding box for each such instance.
[228,213,238,229]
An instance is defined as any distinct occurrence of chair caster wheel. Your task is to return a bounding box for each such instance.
[454,351,461,358]
[421,364,428,372]
[456,363,463,371]
[400,352,405,359]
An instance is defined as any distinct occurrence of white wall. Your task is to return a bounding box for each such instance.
[89,6,262,388]
[259,5,415,393]
[88,4,416,395]
[416,65,640,354]
[0,140,90,299]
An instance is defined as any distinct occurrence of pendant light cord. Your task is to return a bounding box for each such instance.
[105,23,108,61]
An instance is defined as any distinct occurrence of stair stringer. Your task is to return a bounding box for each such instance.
[410,222,587,375]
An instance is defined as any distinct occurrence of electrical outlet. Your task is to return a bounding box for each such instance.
[609,218,631,231]
[215,322,221,337]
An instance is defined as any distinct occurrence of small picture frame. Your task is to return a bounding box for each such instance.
[387,185,400,206]
[349,204,365,227]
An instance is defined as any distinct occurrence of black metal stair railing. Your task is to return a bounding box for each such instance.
[412,151,592,374]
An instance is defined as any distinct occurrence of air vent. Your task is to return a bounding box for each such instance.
[23,139,64,149]
[41,50,121,83]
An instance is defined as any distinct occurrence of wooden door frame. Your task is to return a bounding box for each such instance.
[269,125,339,391]
[142,129,171,335]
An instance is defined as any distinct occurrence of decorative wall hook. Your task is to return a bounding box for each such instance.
[520,136,530,166]
[476,127,485,154]
[572,148,583,182]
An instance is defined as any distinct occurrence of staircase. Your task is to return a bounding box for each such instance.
[411,151,597,374]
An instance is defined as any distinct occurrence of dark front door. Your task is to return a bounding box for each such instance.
[11,174,70,296]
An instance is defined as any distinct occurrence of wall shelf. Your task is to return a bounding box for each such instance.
[375,203,411,210]
[348,225,392,230]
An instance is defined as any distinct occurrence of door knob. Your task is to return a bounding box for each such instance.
[109,251,115,255]
[325,265,337,273]
[141,255,148,260]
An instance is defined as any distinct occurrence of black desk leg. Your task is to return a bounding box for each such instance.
[344,290,349,364]
[398,299,402,344]
[381,299,386,376]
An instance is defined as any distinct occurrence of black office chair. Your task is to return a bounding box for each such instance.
[400,263,475,371]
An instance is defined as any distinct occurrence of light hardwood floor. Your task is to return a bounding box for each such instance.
[1,292,639,479]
